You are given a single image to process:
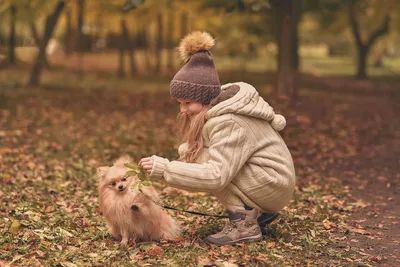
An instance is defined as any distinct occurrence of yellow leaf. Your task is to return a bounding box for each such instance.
[28,161,36,169]
[266,241,275,248]
[9,220,20,234]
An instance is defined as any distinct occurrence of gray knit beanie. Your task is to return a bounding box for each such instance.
[170,31,221,105]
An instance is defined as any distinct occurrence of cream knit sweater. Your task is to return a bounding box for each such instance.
[150,82,296,212]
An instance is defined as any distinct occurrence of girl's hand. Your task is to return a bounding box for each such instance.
[139,157,153,174]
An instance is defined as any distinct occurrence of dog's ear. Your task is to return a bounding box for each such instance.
[97,166,109,178]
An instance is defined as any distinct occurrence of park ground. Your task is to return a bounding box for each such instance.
[0,53,399,266]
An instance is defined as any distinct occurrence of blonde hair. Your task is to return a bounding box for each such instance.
[177,106,209,163]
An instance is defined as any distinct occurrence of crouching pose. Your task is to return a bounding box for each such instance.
[140,31,295,246]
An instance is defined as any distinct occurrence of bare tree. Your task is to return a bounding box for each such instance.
[348,2,390,79]
[274,0,297,102]
[76,0,85,79]
[8,5,17,64]
[25,3,50,68]
[28,1,66,86]
[166,1,174,72]
[118,18,127,78]
[155,12,163,74]
[64,6,73,56]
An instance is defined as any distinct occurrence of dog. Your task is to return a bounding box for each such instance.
[97,155,180,246]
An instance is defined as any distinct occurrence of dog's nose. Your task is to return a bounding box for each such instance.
[118,185,124,190]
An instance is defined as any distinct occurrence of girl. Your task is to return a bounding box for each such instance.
[139,31,295,246]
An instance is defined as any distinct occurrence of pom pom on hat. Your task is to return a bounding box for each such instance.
[270,114,286,131]
[170,31,221,104]
[178,31,215,63]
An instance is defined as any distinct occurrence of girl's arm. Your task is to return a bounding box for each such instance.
[149,119,254,192]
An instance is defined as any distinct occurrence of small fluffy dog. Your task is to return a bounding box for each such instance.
[97,155,180,246]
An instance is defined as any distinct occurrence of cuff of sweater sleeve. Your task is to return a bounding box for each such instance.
[149,155,168,179]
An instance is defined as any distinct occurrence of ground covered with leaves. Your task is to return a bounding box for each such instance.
[0,72,399,266]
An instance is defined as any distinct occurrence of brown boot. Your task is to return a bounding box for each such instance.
[205,208,262,246]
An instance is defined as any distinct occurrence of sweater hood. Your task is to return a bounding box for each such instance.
[206,82,286,131]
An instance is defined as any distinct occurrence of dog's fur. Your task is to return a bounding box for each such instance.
[97,155,180,246]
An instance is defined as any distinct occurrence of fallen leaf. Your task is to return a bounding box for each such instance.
[266,241,275,248]
[147,245,163,257]
[198,257,214,266]
[253,256,268,263]
[352,228,370,235]
[222,262,238,267]
[9,220,20,234]
[322,219,332,230]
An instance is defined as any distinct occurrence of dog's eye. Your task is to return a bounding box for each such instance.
[122,177,127,182]
[111,182,116,186]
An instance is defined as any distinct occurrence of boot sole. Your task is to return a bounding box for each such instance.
[205,233,263,246]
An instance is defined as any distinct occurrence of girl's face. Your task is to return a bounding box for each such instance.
[177,99,203,117]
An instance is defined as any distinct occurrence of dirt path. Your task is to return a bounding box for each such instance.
[293,90,400,266]
[329,150,400,265]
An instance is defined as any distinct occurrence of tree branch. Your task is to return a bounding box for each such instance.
[43,0,66,46]
[348,2,363,48]
[366,14,390,49]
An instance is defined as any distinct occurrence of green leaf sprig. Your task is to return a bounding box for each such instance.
[124,163,152,192]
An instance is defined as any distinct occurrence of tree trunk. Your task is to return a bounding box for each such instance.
[27,18,50,68]
[356,46,368,79]
[118,18,127,78]
[275,0,296,102]
[28,1,65,86]
[166,7,174,71]
[118,45,126,78]
[8,5,17,64]
[291,0,301,71]
[155,12,163,74]
[128,50,136,76]
[141,26,152,74]
[76,0,85,79]
[64,7,73,56]
[129,35,138,76]
[121,18,136,76]
[181,12,188,39]
[76,0,85,51]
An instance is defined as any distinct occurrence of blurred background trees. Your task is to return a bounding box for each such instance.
[0,0,399,101]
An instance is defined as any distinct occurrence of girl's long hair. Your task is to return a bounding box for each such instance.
[177,106,209,163]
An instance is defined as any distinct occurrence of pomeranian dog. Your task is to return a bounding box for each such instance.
[97,155,180,246]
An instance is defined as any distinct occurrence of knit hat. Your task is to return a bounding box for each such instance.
[170,31,221,105]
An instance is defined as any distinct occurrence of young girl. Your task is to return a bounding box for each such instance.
[139,31,295,246]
